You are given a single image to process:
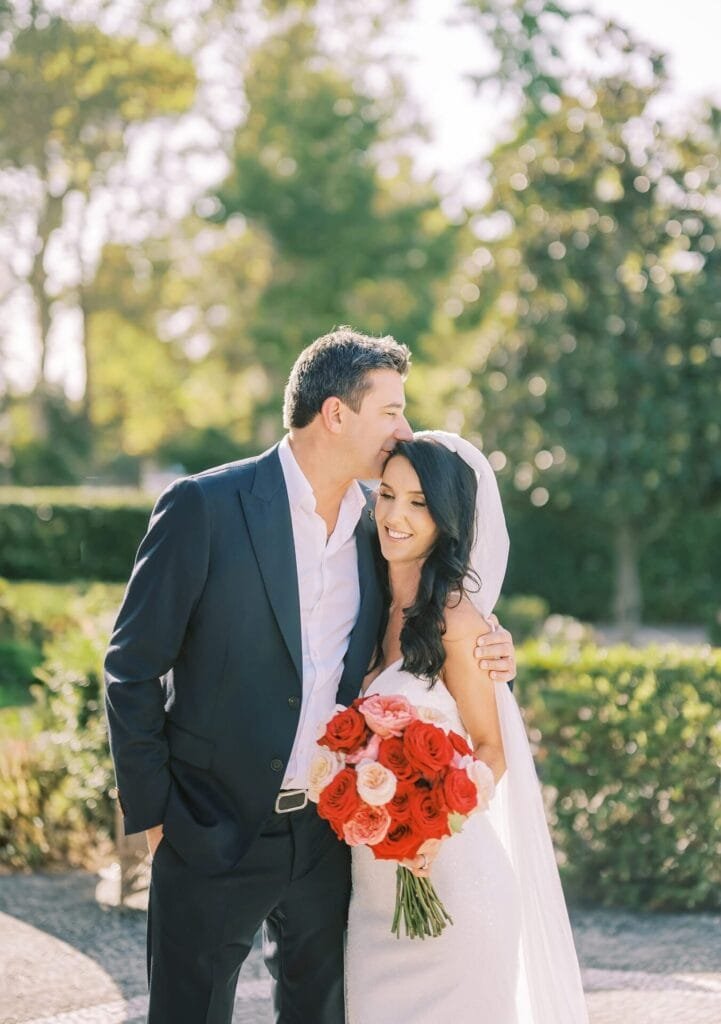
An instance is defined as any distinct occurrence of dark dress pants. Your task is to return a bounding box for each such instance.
[147,804,351,1024]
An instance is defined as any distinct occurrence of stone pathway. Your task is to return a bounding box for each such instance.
[1,873,719,1023]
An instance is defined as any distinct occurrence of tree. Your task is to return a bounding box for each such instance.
[0,7,196,466]
[440,11,721,628]
[82,216,276,474]
[211,14,457,436]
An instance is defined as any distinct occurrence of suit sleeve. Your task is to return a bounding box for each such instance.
[104,476,210,834]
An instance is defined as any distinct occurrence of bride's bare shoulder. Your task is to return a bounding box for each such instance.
[442,593,490,644]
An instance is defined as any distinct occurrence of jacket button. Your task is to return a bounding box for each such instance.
[270,758,283,772]
[288,695,300,709]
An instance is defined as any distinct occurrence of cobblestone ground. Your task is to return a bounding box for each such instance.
[1,873,719,1024]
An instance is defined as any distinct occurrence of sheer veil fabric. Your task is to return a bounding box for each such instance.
[413,431,589,1022]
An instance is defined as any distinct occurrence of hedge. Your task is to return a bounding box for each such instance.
[519,642,721,910]
[0,487,150,582]
[0,578,719,907]
[2,485,719,623]
[0,582,120,868]
[503,496,721,625]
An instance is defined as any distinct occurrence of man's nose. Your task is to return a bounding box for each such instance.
[395,416,413,441]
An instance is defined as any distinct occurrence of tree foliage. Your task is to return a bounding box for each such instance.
[0,6,197,452]
[438,2,721,626]
[212,17,456,408]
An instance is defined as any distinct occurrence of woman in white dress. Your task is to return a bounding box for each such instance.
[345,432,588,1024]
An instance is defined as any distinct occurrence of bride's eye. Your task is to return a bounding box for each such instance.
[378,490,392,500]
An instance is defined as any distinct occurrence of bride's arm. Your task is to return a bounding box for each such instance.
[442,599,506,782]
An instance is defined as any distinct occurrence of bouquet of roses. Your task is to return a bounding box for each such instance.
[308,692,495,940]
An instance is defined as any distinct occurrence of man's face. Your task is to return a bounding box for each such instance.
[341,369,412,479]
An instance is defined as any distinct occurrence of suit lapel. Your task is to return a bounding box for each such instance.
[238,447,302,681]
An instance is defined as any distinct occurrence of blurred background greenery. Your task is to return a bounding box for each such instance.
[0,0,719,904]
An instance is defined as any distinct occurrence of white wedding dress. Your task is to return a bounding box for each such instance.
[345,659,589,1024]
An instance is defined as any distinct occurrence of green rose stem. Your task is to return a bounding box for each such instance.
[392,866,453,940]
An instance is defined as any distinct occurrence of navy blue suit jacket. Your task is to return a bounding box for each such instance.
[105,445,384,874]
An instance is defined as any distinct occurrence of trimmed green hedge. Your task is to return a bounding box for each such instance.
[0,487,151,582]
[2,486,719,622]
[0,578,719,905]
[504,497,721,624]
[519,642,721,910]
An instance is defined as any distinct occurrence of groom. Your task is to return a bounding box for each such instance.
[105,327,517,1024]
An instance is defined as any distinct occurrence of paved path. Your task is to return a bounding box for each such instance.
[1,872,719,1023]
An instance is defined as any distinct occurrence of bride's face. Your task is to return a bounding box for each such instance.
[375,456,439,565]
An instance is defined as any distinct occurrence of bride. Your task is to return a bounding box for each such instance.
[345,432,588,1024]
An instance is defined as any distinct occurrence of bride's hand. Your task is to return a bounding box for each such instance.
[401,839,442,878]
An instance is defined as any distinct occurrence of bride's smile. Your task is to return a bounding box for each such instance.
[375,455,439,564]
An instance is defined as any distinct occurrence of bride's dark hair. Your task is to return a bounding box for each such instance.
[375,438,480,683]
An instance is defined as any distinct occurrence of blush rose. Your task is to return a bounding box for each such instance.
[346,732,382,766]
[359,693,418,738]
[307,747,344,804]
[355,761,397,806]
[343,803,392,847]
[465,758,495,812]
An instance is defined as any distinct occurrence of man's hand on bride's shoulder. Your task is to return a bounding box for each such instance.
[473,613,516,685]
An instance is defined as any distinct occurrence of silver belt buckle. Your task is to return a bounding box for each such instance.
[274,789,308,814]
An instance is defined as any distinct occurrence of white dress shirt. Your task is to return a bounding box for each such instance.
[277,436,366,789]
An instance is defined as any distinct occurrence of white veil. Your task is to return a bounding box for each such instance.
[414,430,589,1024]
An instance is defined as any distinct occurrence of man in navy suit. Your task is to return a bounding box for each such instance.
[105,327,517,1023]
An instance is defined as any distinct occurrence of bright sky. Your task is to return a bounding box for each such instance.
[401,0,721,194]
[5,0,721,397]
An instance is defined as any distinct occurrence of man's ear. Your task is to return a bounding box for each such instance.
[319,395,345,433]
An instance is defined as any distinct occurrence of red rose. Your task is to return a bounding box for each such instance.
[319,707,369,754]
[403,720,454,777]
[387,780,415,823]
[371,820,423,861]
[378,736,419,782]
[408,784,451,841]
[317,767,361,838]
[448,730,473,758]
[442,768,478,815]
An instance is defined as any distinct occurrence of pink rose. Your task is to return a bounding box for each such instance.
[343,803,392,847]
[355,761,397,806]
[359,694,418,738]
[346,732,382,765]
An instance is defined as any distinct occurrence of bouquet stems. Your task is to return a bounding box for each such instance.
[392,865,453,939]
